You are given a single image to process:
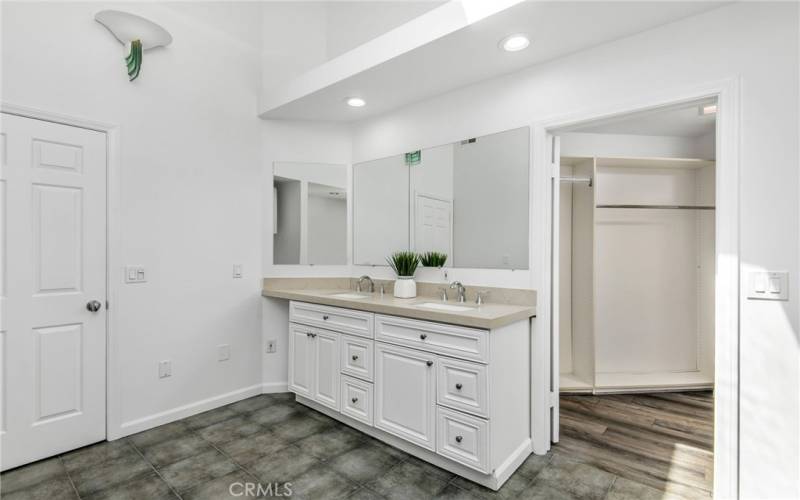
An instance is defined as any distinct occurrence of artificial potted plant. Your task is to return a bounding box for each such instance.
[387,251,420,298]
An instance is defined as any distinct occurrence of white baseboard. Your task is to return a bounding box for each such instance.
[111,383,263,439]
[262,381,288,394]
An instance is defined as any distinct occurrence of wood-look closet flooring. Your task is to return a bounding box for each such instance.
[556,391,714,499]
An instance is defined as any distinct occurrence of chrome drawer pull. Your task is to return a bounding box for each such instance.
[455,383,463,390]
[455,435,463,443]
[351,397,358,404]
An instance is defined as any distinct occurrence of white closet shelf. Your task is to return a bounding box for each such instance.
[595,157,715,169]
[596,204,715,210]
[594,372,714,394]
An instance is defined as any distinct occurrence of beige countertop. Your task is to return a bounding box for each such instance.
[262,278,536,330]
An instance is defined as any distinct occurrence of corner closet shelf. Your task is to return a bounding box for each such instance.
[596,204,715,210]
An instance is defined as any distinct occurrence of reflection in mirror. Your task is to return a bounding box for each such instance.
[351,126,529,270]
[273,162,347,265]
[450,126,529,269]
[353,154,409,265]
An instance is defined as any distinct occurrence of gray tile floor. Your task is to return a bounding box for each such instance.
[0,393,667,500]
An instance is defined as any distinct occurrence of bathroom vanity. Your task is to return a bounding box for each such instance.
[264,280,536,490]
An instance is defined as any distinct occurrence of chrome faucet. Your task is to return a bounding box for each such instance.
[449,281,466,303]
[357,275,374,293]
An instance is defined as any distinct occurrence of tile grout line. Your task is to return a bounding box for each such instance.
[128,438,184,500]
[58,455,83,500]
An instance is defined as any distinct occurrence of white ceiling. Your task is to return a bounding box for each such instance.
[573,100,717,137]
[261,1,726,121]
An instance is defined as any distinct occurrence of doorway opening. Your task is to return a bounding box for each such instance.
[551,97,720,498]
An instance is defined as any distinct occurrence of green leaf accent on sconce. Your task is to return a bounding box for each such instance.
[125,40,142,81]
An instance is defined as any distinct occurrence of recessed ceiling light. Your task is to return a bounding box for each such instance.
[500,34,530,52]
[346,97,366,107]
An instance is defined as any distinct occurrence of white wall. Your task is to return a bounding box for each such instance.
[1,2,264,434]
[350,3,799,496]
[261,119,352,389]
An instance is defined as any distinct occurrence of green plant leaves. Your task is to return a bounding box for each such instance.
[386,251,420,277]
[419,251,448,267]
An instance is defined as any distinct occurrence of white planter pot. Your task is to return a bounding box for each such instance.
[393,277,417,298]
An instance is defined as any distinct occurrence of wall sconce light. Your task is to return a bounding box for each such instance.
[95,10,172,81]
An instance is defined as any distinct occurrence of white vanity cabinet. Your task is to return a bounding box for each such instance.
[287,300,531,491]
[288,323,340,411]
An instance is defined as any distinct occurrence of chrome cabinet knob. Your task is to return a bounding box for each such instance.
[86,300,102,312]
[352,397,358,404]
[352,354,359,361]
[455,435,463,443]
[455,383,463,390]
[322,315,329,320]
[420,334,427,340]
[426,360,433,367]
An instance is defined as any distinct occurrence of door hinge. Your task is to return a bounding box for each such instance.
[105,300,110,310]
[549,391,558,408]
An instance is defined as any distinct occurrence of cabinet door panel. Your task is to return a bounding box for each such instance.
[313,329,340,410]
[288,324,313,398]
[375,342,436,450]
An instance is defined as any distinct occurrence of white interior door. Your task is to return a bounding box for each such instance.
[414,194,452,259]
[1,113,107,471]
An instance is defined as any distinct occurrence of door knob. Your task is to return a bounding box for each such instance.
[86,300,102,312]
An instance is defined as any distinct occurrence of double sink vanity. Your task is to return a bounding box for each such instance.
[263,278,536,490]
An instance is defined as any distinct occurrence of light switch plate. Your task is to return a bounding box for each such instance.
[218,344,231,361]
[748,271,789,301]
[159,360,172,378]
[125,266,146,283]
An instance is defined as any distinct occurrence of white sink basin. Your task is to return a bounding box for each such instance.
[330,292,371,300]
[415,302,475,312]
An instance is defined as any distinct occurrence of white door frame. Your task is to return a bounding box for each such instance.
[1,102,125,441]
[529,77,741,499]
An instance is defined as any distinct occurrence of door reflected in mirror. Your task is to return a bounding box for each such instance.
[273,162,348,265]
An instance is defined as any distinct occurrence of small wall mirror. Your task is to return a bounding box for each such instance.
[273,162,348,265]
[353,126,530,270]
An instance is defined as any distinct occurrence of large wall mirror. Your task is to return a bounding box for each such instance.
[273,162,348,265]
[353,126,530,270]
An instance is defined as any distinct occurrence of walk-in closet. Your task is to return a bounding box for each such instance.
[558,100,717,394]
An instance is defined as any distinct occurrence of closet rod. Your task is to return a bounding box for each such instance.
[596,204,716,210]
[560,176,593,187]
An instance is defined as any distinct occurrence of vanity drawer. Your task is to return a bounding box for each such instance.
[340,375,373,425]
[375,315,488,363]
[436,406,489,473]
[437,358,489,418]
[341,334,374,382]
[290,301,374,338]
